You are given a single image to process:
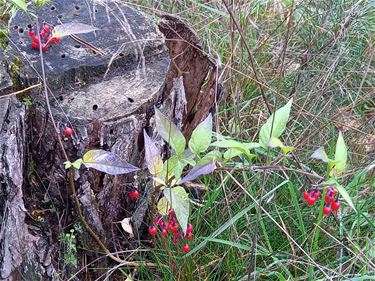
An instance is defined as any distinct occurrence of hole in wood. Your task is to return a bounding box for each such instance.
[59,96,64,101]
[93,104,98,110]
[14,25,18,30]
[109,129,114,134]
[27,24,32,28]
[119,53,124,57]
[18,28,24,33]
[75,5,80,10]
[92,50,97,54]
[61,54,66,58]
[74,44,81,48]
[50,5,56,10]
[57,14,63,19]
[128,97,134,103]
[19,41,23,45]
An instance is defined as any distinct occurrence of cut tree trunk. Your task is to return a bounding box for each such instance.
[1,1,218,280]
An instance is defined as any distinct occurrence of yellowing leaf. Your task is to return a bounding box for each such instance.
[157,197,169,215]
[143,130,163,176]
[163,186,190,234]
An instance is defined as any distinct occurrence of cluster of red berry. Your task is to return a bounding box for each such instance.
[149,209,193,253]
[303,186,340,216]
[28,23,60,52]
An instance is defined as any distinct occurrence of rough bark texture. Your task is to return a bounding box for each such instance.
[0,1,218,280]
[158,14,218,139]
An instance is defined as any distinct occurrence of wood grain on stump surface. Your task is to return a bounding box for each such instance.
[8,0,169,121]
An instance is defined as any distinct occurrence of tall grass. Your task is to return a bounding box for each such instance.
[128,1,375,280]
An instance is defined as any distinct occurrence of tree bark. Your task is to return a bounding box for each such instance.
[1,1,218,279]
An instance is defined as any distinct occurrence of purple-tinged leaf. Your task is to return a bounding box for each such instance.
[179,161,216,184]
[82,149,139,175]
[52,22,99,38]
[143,130,163,176]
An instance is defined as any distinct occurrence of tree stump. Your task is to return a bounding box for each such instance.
[1,1,218,279]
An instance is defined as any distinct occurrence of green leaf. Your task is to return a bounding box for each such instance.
[64,161,72,169]
[198,150,222,165]
[72,159,82,169]
[336,183,356,212]
[259,99,293,148]
[223,148,256,160]
[163,186,190,234]
[11,0,27,13]
[268,137,294,154]
[189,114,212,155]
[211,139,260,150]
[334,131,347,173]
[202,237,251,250]
[82,150,139,175]
[155,109,186,156]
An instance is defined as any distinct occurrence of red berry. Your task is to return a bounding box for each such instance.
[172,237,179,244]
[303,192,315,206]
[182,244,190,253]
[43,25,50,32]
[32,36,39,43]
[129,190,139,199]
[186,223,193,233]
[161,221,169,231]
[63,127,73,136]
[148,225,157,235]
[323,204,332,216]
[331,200,340,211]
[28,31,35,37]
[312,190,321,200]
[54,37,61,44]
[161,229,168,237]
[185,232,193,240]
[330,187,338,196]
[41,44,48,53]
[154,215,163,226]
[325,193,334,204]
[40,31,46,38]
[170,223,179,233]
[169,209,176,217]
[31,41,39,49]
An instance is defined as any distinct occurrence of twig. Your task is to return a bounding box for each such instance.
[57,18,106,56]
[215,165,324,180]
[0,83,41,99]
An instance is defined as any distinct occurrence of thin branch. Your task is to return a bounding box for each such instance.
[0,83,41,99]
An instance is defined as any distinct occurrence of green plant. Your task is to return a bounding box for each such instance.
[59,229,78,267]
